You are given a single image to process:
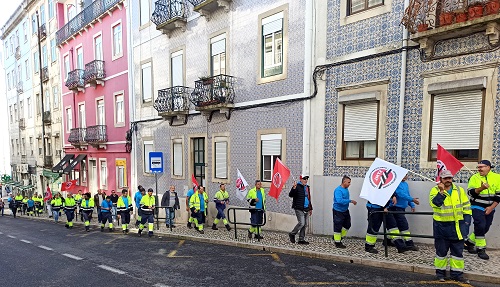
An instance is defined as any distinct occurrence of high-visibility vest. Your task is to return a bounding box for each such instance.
[140,194,156,214]
[80,198,95,212]
[51,198,63,210]
[468,171,500,208]
[117,196,132,212]
[246,187,266,210]
[429,184,469,238]
[64,197,76,210]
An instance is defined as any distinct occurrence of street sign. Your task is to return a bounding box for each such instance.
[149,152,163,173]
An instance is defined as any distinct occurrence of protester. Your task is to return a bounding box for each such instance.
[134,186,145,227]
[80,192,95,232]
[247,180,266,239]
[117,189,133,233]
[110,190,119,223]
[51,193,63,223]
[289,175,312,244]
[185,185,196,229]
[189,186,207,234]
[8,194,17,218]
[100,196,114,232]
[213,184,231,231]
[139,188,156,237]
[332,175,356,248]
[63,193,76,229]
[94,189,106,224]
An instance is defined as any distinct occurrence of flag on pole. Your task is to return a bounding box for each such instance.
[360,158,408,206]
[436,144,464,181]
[44,185,52,202]
[235,169,249,201]
[60,180,78,192]
[269,158,291,200]
[191,174,199,189]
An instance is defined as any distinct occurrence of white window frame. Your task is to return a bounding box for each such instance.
[141,61,153,103]
[99,159,107,189]
[75,45,84,70]
[50,38,57,63]
[111,21,123,60]
[139,0,151,27]
[65,107,72,133]
[340,0,393,26]
[143,140,154,174]
[63,53,70,80]
[96,97,105,126]
[210,33,226,76]
[25,59,30,80]
[171,138,183,178]
[260,133,282,182]
[53,86,59,109]
[27,97,32,118]
[116,159,127,188]
[93,32,103,61]
[23,21,28,42]
[78,103,86,128]
[114,91,125,127]
[170,50,184,87]
[214,136,228,180]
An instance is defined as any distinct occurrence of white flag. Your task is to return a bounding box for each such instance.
[235,169,249,201]
[360,158,408,206]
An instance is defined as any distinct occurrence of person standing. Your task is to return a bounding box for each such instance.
[100,196,114,232]
[430,170,470,283]
[26,196,35,216]
[134,186,145,227]
[75,190,83,222]
[332,175,357,248]
[161,185,180,228]
[37,194,44,216]
[213,184,231,231]
[138,188,156,237]
[117,189,133,233]
[44,185,52,217]
[288,175,313,244]
[63,193,76,229]
[21,195,28,215]
[0,199,4,216]
[185,185,196,229]
[465,160,499,260]
[8,194,17,218]
[80,193,95,232]
[51,193,63,223]
[110,190,119,223]
[247,180,266,240]
[94,189,106,224]
[189,186,207,234]
[14,193,23,217]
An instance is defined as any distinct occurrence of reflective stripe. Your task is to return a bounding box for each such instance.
[434,256,448,270]
[366,234,377,245]
[341,228,348,237]
[450,257,464,271]
[333,233,342,242]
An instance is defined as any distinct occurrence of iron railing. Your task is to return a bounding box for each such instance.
[190,74,236,107]
[39,23,47,40]
[42,66,49,82]
[43,111,51,124]
[227,207,266,241]
[56,0,123,45]
[68,128,87,146]
[154,86,190,113]
[151,0,189,27]
[16,81,23,95]
[85,125,108,144]
[65,69,85,91]
[15,46,21,60]
[84,60,106,85]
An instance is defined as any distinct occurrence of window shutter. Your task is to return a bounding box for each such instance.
[211,39,225,56]
[215,141,227,178]
[173,143,182,176]
[262,139,281,155]
[343,102,378,141]
[263,19,283,35]
[431,91,482,150]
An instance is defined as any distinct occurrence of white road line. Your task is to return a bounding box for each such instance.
[62,253,83,260]
[0,231,3,234]
[38,245,53,251]
[154,284,171,287]
[7,235,16,239]
[20,240,32,244]
[97,265,126,275]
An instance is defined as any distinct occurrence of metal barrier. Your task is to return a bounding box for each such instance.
[155,206,175,231]
[368,210,434,257]
[227,207,266,242]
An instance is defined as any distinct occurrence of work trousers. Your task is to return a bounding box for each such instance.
[434,238,464,280]
[333,209,351,243]
[249,210,264,234]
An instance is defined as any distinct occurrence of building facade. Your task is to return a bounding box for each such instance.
[57,0,130,195]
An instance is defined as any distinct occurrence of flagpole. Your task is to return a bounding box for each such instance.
[406,170,436,183]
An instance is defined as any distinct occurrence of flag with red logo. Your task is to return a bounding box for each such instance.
[191,174,199,189]
[360,158,408,206]
[44,186,52,202]
[269,158,291,200]
[436,144,464,182]
[61,180,78,192]
[235,169,249,201]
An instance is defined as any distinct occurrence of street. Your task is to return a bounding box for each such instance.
[0,216,497,287]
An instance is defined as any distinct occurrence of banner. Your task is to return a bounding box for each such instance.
[436,144,464,181]
[61,180,78,192]
[360,158,408,206]
[191,174,199,189]
[269,158,291,200]
[235,169,249,201]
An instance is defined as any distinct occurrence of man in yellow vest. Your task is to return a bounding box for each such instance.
[430,170,471,283]
[189,186,208,234]
[64,193,76,229]
[247,180,266,240]
[51,193,63,223]
[80,192,95,232]
[117,189,133,233]
[139,188,156,237]
[212,184,231,231]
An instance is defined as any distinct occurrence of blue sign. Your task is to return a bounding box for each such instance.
[149,152,163,173]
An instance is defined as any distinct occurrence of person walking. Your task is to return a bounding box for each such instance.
[465,160,499,260]
[288,175,313,245]
[100,196,114,232]
[189,186,208,234]
[332,175,357,248]
[14,193,23,216]
[44,185,52,217]
[185,185,196,229]
[117,189,133,233]
[21,196,28,215]
[247,180,266,240]
[138,188,156,237]
[212,184,231,231]
[75,190,83,222]
[110,190,119,223]
[134,186,145,227]
[161,185,180,228]
[0,199,4,216]
[8,194,17,218]
[63,193,76,229]
[430,170,470,283]
[26,196,35,216]
[51,193,63,223]
[33,194,42,217]
[94,189,106,224]
[80,193,95,232]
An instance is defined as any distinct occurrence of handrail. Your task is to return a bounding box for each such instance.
[227,207,266,242]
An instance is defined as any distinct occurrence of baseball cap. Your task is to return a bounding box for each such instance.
[300,174,309,180]
[478,160,494,168]
[440,170,453,178]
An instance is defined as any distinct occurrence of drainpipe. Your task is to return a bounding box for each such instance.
[396,0,410,166]
[302,0,313,176]
[125,0,137,191]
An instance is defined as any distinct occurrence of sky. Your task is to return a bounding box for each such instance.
[0,0,24,176]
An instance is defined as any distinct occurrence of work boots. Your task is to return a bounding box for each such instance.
[212,223,218,230]
[225,224,232,231]
[477,249,490,260]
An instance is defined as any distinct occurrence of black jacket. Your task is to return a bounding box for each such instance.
[289,182,313,211]
[161,191,180,210]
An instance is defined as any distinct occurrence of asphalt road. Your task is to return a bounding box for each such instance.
[0,216,497,287]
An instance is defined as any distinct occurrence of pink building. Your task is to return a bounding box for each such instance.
[53,0,129,195]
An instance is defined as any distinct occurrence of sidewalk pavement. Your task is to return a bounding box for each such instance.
[11,211,500,284]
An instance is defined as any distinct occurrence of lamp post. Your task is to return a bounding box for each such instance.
[35,11,47,182]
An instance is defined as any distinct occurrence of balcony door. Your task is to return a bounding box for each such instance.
[171,50,184,110]
[192,137,205,187]
[97,100,105,125]
[89,159,97,194]
[94,35,102,61]
[78,104,86,128]
[76,47,84,70]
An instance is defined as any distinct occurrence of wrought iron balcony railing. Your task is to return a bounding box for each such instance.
[16,81,23,95]
[43,111,51,124]
[151,0,189,35]
[190,74,236,108]
[15,46,21,60]
[84,60,106,87]
[65,69,85,92]
[39,23,47,40]
[56,0,123,45]
[41,66,49,83]
[44,156,53,168]
[84,125,108,145]
[154,86,190,114]
[19,118,26,130]
[68,128,87,147]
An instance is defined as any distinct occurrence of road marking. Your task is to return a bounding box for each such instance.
[97,265,126,275]
[62,253,83,260]
[167,240,191,258]
[154,284,171,287]
[7,235,16,239]
[0,231,3,234]
[104,237,119,245]
[20,240,32,244]
[38,245,53,251]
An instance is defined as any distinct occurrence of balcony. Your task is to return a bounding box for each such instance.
[44,156,53,168]
[84,60,106,88]
[84,125,108,148]
[39,23,47,40]
[68,128,87,148]
[65,69,85,92]
[154,86,190,125]
[402,0,500,58]
[188,0,231,20]
[15,46,21,60]
[43,111,51,125]
[16,81,23,95]
[41,66,49,83]
[56,0,124,45]
[190,74,235,121]
[19,118,26,130]
[151,0,189,37]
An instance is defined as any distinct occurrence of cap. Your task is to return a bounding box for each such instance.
[478,160,494,168]
[300,174,309,180]
[440,170,453,178]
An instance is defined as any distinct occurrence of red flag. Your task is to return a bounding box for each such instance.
[191,174,199,189]
[61,180,78,191]
[269,158,291,200]
[44,186,52,202]
[436,144,464,181]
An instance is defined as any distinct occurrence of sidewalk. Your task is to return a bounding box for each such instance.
[13,212,500,284]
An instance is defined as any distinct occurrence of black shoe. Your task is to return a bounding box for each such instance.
[122,230,126,234]
[69,226,73,229]
[212,224,218,230]
[397,247,407,253]
[383,240,395,247]
[109,228,113,232]
[225,225,231,231]
[451,277,470,284]
[148,232,153,238]
[477,249,489,260]
[65,224,69,229]
[335,242,347,249]
[288,233,296,243]
[138,229,142,237]
[166,224,170,228]
[199,229,204,234]
[171,225,176,228]
[365,246,379,254]
[248,230,253,239]
[254,234,264,240]
[406,245,419,251]
[100,227,104,232]
[85,226,89,232]
[297,240,309,245]
[187,222,192,229]
[466,243,477,254]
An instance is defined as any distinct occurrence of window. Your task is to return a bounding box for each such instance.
[140,0,150,26]
[19,101,24,119]
[14,104,18,121]
[66,108,72,132]
[31,14,36,34]
[141,62,152,102]
[67,4,76,21]
[78,104,86,128]
[97,99,105,125]
[45,89,50,112]
[171,50,183,87]
[348,0,383,15]
[49,0,54,19]
[261,134,282,181]
[143,140,153,173]
[7,73,10,90]
[16,139,19,155]
[116,159,127,188]
[172,140,183,177]
[17,65,21,85]
[25,59,30,79]
[214,139,228,179]
[50,38,57,62]
[36,94,41,115]
[27,97,32,118]
[38,139,42,156]
[23,21,28,42]
[53,86,58,108]
[9,106,12,123]
[64,55,70,79]
[40,4,46,24]
[34,51,39,73]
[94,35,103,60]
[193,138,206,186]
[429,91,483,161]
[115,94,124,125]
[342,102,378,159]
[76,47,83,69]
[112,23,122,58]
[262,12,283,78]
[42,45,47,67]
[81,160,87,184]
[211,34,226,76]
[99,160,107,188]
